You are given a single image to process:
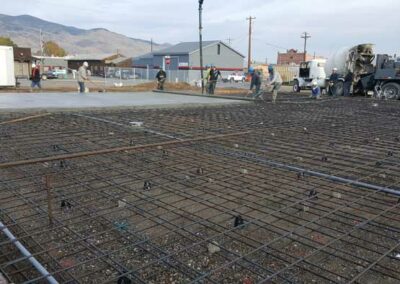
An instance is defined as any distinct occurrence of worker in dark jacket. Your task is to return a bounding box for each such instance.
[30,63,42,90]
[247,67,263,100]
[208,66,221,95]
[156,68,167,90]
[343,71,353,96]
[328,68,339,96]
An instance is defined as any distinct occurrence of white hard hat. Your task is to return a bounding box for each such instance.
[83,61,89,67]
[312,81,318,86]
[333,67,338,71]
[32,63,36,68]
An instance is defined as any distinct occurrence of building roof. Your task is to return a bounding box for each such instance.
[153,41,218,55]
[106,57,132,65]
[152,41,245,58]
[65,53,122,61]
[134,52,154,60]
[13,47,32,62]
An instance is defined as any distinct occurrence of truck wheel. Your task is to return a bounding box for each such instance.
[293,80,301,92]
[382,82,400,100]
[334,81,344,96]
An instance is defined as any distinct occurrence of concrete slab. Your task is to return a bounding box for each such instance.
[0,92,244,110]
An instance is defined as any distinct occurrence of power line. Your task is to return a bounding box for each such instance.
[252,38,288,51]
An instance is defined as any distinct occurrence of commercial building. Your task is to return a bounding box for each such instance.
[13,47,32,79]
[66,53,128,76]
[33,56,68,71]
[277,49,323,65]
[133,41,245,82]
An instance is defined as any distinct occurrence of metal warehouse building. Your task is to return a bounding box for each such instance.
[133,41,245,82]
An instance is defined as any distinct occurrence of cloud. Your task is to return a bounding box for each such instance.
[2,0,399,62]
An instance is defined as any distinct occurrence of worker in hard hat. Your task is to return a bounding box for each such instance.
[208,65,221,95]
[247,67,263,100]
[204,65,212,94]
[266,65,282,103]
[343,71,353,97]
[30,63,42,90]
[310,81,321,99]
[156,67,167,90]
[77,61,89,93]
[328,68,339,96]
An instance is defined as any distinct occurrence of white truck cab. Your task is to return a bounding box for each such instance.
[293,59,326,92]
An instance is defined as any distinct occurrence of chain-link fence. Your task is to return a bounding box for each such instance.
[100,67,192,87]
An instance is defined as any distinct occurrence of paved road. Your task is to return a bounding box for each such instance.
[17,76,150,89]
[0,92,244,110]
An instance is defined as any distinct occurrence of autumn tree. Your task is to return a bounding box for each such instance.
[43,41,67,57]
[0,37,18,47]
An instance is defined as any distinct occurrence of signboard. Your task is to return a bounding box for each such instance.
[165,55,171,65]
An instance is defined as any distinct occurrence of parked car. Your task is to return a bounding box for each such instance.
[223,73,246,83]
[93,71,105,77]
[115,70,140,80]
[52,69,67,78]
[42,70,58,80]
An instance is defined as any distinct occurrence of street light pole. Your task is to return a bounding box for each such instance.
[198,0,204,94]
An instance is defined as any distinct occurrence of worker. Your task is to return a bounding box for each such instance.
[77,61,89,93]
[247,67,263,100]
[343,71,353,96]
[204,65,211,94]
[30,63,41,90]
[310,81,321,99]
[267,65,282,103]
[328,68,339,96]
[156,68,167,90]
[208,65,221,95]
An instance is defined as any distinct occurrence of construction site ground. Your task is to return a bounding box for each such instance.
[0,90,399,283]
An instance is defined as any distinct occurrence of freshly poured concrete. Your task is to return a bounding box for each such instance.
[0,92,243,110]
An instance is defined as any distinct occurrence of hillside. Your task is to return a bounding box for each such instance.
[0,14,169,57]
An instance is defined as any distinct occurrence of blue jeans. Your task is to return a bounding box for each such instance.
[253,84,263,98]
[31,81,41,89]
[78,82,85,93]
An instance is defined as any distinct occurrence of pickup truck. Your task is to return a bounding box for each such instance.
[223,73,245,83]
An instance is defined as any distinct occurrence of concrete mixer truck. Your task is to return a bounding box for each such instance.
[294,44,400,99]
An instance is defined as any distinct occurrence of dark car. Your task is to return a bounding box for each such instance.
[42,70,58,80]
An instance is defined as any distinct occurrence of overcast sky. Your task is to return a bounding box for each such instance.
[2,0,399,62]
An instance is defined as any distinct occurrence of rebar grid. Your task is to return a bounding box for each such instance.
[1,96,400,283]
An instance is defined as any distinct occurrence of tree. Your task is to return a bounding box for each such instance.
[43,41,67,57]
[0,37,17,47]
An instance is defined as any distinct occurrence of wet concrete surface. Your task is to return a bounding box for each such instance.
[0,91,244,110]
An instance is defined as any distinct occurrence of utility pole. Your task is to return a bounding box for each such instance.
[39,29,44,70]
[150,38,153,53]
[301,32,311,62]
[198,0,205,94]
[246,16,256,70]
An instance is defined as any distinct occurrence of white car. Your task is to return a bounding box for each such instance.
[225,73,245,83]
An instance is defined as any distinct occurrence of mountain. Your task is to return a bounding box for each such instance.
[0,14,169,57]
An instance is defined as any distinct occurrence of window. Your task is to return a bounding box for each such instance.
[217,44,221,55]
